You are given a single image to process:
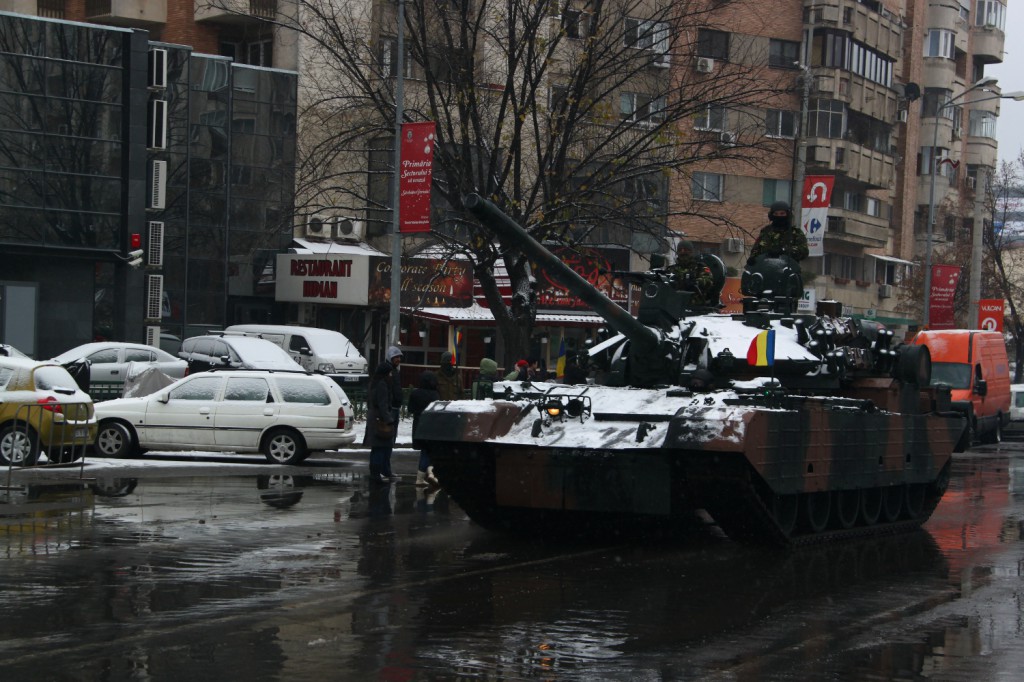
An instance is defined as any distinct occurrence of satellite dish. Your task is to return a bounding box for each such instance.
[903,83,921,101]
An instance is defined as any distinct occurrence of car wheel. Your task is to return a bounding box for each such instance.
[0,424,40,467]
[261,428,307,465]
[95,421,137,458]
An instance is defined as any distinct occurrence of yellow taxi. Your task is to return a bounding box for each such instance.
[0,357,96,466]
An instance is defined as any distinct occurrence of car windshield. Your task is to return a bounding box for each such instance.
[33,365,80,392]
[930,362,971,389]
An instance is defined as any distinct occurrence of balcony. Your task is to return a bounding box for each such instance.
[825,210,888,248]
[806,139,895,189]
[84,0,166,28]
[971,25,1005,64]
[195,0,277,25]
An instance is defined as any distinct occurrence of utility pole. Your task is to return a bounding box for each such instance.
[969,168,986,329]
[387,0,406,348]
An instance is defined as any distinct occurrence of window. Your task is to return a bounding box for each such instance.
[169,376,223,401]
[624,18,669,53]
[922,88,954,117]
[289,335,309,352]
[562,9,591,39]
[811,30,893,86]
[866,197,880,217]
[694,104,726,131]
[765,109,797,137]
[220,39,273,67]
[969,110,997,138]
[769,39,799,68]
[0,367,13,391]
[975,0,1006,29]
[87,349,119,364]
[620,92,666,123]
[924,29,955,58]
[378,37,414,79]
[692,172,723,202]
[224,377,270,402]
[276,378,331,405]
[807,99,846,138]
[919,146,950,175]
[697,29,729,60]
[762,179,792,206]
[125,349,155,363]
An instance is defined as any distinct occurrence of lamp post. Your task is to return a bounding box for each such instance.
[923,76,997,328]
[387,0,407,347]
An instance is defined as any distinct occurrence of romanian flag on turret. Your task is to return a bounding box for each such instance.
[746,329,775,367]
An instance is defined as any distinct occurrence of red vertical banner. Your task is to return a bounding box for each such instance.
[399,121,435,233]
[928,264,961,330]
[978,299,1004,332]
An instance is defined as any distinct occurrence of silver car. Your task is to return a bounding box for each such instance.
[53,342,187,401]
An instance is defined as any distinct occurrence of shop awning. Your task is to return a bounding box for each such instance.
[289,238,386,255]
[407,303,604,327]
[869,254,916,267]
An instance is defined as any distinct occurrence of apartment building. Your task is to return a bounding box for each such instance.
[675,0,1006,331]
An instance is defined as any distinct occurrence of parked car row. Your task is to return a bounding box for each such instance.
[1,324,367,467]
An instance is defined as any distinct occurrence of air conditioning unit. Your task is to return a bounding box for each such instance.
[305,215,327,237]
[720,130,737,146]
[147,221,164,267]
[651,51,670,68]
[878,284,893,299]
[145,325,161,348]
[897,110,908,123]
[148,48,167,90]
[812,146,831,163]
[333,217,365,241]
[966,176,976,190]
[819,6,839,23]
[695,57,714,73]
[147,99,167,150]
[149,160,166,210]
[724,237,744,253]
[145,274,164,321]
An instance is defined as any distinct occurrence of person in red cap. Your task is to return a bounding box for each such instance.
[505,359,530,381]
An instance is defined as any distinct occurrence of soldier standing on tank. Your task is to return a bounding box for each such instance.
[748,201,809,265]
[668,240,714,305]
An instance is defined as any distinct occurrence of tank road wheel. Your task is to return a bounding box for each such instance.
[881,486,904,522]
[803,491,831,533]
[770,494,799,537]
[833,489,860,529]
[904,483,927,519]
[859,487,883,526]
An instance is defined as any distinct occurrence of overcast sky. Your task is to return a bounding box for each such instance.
[991,13,1024,167]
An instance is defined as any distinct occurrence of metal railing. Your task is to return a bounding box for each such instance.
[3,402,91,479]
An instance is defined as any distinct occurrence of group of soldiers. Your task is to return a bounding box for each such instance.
[666,200,808,306]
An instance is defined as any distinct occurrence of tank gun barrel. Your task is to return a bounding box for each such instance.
[464,193,661,350]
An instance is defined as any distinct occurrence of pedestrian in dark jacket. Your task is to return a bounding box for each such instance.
[437,351,462,400]
[562,353,589,386]
[363,359,397,483]
[473,357,499,399]
[408,371,441,487]
[385,346,404,447]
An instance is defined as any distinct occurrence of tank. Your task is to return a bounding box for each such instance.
[416,194,965,546]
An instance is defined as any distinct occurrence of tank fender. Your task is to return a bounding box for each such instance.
[417,401,528,443]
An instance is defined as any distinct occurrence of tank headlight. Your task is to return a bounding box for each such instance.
[546,405,562,418]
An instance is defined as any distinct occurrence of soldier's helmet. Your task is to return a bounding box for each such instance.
[768,201,792,227]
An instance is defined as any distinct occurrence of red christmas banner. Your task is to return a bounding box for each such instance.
[399,121,435,233]
[928,264,961,330]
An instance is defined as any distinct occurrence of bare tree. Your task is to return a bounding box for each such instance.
[987,158,1024,381]
[204,0,790,364]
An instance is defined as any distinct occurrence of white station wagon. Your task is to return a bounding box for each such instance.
[93,370,356,464]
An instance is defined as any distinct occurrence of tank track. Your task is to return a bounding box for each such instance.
[698,466,950,548]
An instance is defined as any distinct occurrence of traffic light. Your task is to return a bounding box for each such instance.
[126,232,143,267]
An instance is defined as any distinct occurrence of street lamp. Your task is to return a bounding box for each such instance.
[923,76,997,328]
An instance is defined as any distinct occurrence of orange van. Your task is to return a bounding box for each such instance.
[913,330,1011,447]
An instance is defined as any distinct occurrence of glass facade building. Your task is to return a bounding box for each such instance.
[0,12,296,357]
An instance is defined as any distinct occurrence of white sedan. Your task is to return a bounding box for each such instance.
[93,370,356,464]
[53,342,187,401]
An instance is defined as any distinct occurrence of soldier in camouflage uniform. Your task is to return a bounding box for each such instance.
[748,201,809,264]
[669,240,714,306]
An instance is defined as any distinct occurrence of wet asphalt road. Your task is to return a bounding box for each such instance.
[1,438,1024,681]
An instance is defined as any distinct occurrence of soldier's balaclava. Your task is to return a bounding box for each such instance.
[768,201,792,229]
